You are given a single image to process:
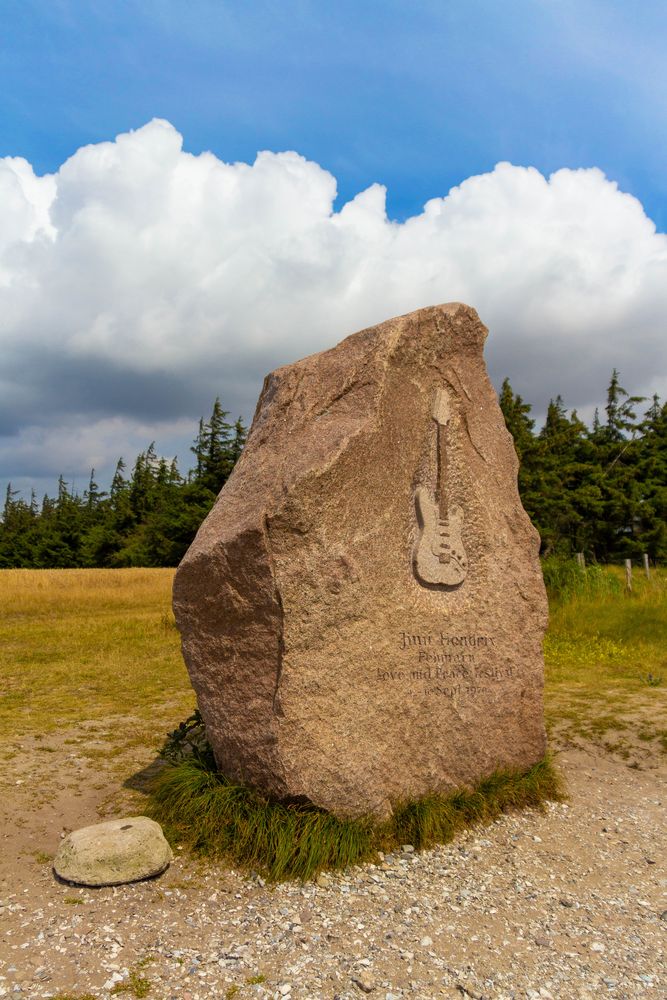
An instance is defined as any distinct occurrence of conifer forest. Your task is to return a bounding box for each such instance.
[1,372,666,568]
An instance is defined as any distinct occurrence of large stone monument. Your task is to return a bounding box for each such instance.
[174,303,547,819]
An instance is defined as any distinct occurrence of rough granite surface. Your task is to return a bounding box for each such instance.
[173,303,548,818]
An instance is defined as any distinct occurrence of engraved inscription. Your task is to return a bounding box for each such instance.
[376,629,512,700]
[400,632,496,649]
[413,387,467,588]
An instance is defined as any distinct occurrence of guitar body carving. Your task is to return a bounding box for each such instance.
[412,388,468,588]
[413,488,467,586]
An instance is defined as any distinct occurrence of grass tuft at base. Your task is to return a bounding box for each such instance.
[149,754,563,882]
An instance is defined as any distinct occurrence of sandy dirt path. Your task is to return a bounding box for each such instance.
[0,733,665,1000]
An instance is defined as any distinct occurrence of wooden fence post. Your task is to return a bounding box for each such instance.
[625,558,632,592]
[576,552,585,569]
[643,553,650,580]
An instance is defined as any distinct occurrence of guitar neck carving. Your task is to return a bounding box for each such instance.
[413,387,468,588]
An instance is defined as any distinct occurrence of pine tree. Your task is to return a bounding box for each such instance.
[230,417,247,466]
[34,474,85,567]
[204,398,233,493]
[499,378,535,461]
[498,378,544,541]
[536,397,598,555]
[57,474,69,507]
[604,368,643,442]
[0,484,38,567]
[594,370,645,560]
[190,418,208,482]
[592,408,601,435]
[3,483,19,521]
[84,469,105,509]
[633,395,667,561]
[189,398,244,495]
[110,458,127,499]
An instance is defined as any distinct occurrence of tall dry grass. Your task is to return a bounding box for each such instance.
[0,568,192,745]
[544,565,667,751]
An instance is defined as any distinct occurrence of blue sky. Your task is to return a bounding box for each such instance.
[3,0,666,226]
[1,0,666,496]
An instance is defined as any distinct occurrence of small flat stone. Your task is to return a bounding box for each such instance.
[53,816,172,887]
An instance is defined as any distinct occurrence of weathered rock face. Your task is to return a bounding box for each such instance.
[53,817,172,886]
[174,303,547,819]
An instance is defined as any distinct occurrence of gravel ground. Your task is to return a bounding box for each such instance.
[1,743,665,1000]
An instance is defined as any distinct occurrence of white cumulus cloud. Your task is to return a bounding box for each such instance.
[1,118,666,493]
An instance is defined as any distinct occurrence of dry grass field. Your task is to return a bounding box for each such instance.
[1,564,665,759]
[544,567,667,757]
[0,568,192,750]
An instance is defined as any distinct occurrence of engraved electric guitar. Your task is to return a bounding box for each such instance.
[413,387,468,587]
